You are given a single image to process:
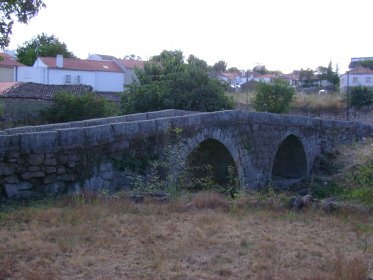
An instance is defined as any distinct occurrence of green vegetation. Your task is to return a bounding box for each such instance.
[40,92,118,123]
[349,86,373,106]
[252,79,295,113]
[0,0,45,48]
[121,50,234,114]
[17,33,75,66]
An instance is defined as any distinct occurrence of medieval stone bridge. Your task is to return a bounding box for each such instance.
[1,109,372,198]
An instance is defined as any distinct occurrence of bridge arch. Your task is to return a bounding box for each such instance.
[271,133,308,183]
[176,129,256,190]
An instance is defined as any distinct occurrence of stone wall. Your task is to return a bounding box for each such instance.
[0,109,372,199]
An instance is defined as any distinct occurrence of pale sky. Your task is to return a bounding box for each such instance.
[6,0,373,73]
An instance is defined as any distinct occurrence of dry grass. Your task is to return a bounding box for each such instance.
[292,93,345,115]
[0,192,372,280]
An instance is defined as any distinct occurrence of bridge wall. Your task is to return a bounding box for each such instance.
[0,110,372,199]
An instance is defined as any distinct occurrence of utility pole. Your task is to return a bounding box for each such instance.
[346,71,350,121]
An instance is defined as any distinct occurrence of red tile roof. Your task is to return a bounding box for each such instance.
[0,53,24,67]
[39,57,123,72]
[0,82,92,100]
[349,66,373,75]
[0,82,19,94]
[116,59,145,69]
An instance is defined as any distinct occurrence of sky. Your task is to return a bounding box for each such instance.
[6,0,373,74]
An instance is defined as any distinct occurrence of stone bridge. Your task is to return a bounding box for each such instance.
[1,109,372,199]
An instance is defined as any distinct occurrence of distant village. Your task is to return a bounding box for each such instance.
[0,50,372,96]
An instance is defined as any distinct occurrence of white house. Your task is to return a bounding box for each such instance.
[17,55,126,92]
[0,52,25,82]
[340,66,373,92]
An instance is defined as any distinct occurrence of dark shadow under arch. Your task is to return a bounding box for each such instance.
[272,135,307,180]
[185,138,239,194]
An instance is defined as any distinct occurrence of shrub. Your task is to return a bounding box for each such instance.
[41,92,118,123]
[121,50,234,114]
[252,79,295,113]
[349,86,373,106]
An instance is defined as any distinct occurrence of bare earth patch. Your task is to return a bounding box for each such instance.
[0,193,372,280]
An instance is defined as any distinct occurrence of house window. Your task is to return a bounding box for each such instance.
[352,77,358,83]
[75,75,81,84]
[366,77,371,84]
[65,75,72,84]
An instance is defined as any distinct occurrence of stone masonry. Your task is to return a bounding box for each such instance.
[0,109,372,199]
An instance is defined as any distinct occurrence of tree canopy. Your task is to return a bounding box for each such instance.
[121,50,233,114]
[356,60,373,70]
[0,0,45,48]
[212,60,227,72]
[16,33,75,66]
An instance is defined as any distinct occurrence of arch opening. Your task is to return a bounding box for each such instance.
[183,138,239,197]
[272,135,307,185]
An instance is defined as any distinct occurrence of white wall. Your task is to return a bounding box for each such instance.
[340,73,373,92]
[17,67,47,83]
[48,69,96,88]
[96,72,125,92]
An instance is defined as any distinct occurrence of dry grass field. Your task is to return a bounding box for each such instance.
[0,192,372,280]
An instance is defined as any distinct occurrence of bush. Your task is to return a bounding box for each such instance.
[121,50,234,114]
[252,79,295,113]
[41,92,118,123]
[349,86,373,106]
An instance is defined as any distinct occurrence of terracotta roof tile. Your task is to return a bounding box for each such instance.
[39,57,123,72]
[0,53,24,67]
[349,66,373,74]
[0,82,92,100]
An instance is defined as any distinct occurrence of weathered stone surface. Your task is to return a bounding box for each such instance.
[44,182,65,195]
[21,172,45,180]
[3,175,19,184]
[0,163,15,176]
[44,158,57,166]
[4,184,19,198]
[44,174,58,184]
[28,154,45,166]
[18,182,33,190]
[46,167,57,174]
[0,109,373,200]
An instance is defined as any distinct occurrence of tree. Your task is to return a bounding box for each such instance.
[16,33,75,66]
[187,54,208,71]
[228,67,240,73]
[299,68,314,87]
[0,0,45,49]
[252,79,295,113]
[253,64,268,74]
[212,60,227,72]
[121,50,233,114]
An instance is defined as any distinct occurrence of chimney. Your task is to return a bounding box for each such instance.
[56,54,64,68]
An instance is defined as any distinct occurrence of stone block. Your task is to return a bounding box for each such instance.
[57,166,66,174]
[21,171,45,180]
[3,175,19,184]
[58,128,86,146]
[20,131,57,154]
[28,154,45,165]
[155,118,172,131]
[111,123,126,137]
[138,120,157,134]
[124,112,147,122]
[44,174,58,184]
[84,124,113,146]
[4,184,19,198]
[46,167,57,174]
[29,166,41,172]
[125,122,139,135]
[17,182,33,190]
[0,135,19,155]
[44,158,57,166]
[0,162,15,176]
